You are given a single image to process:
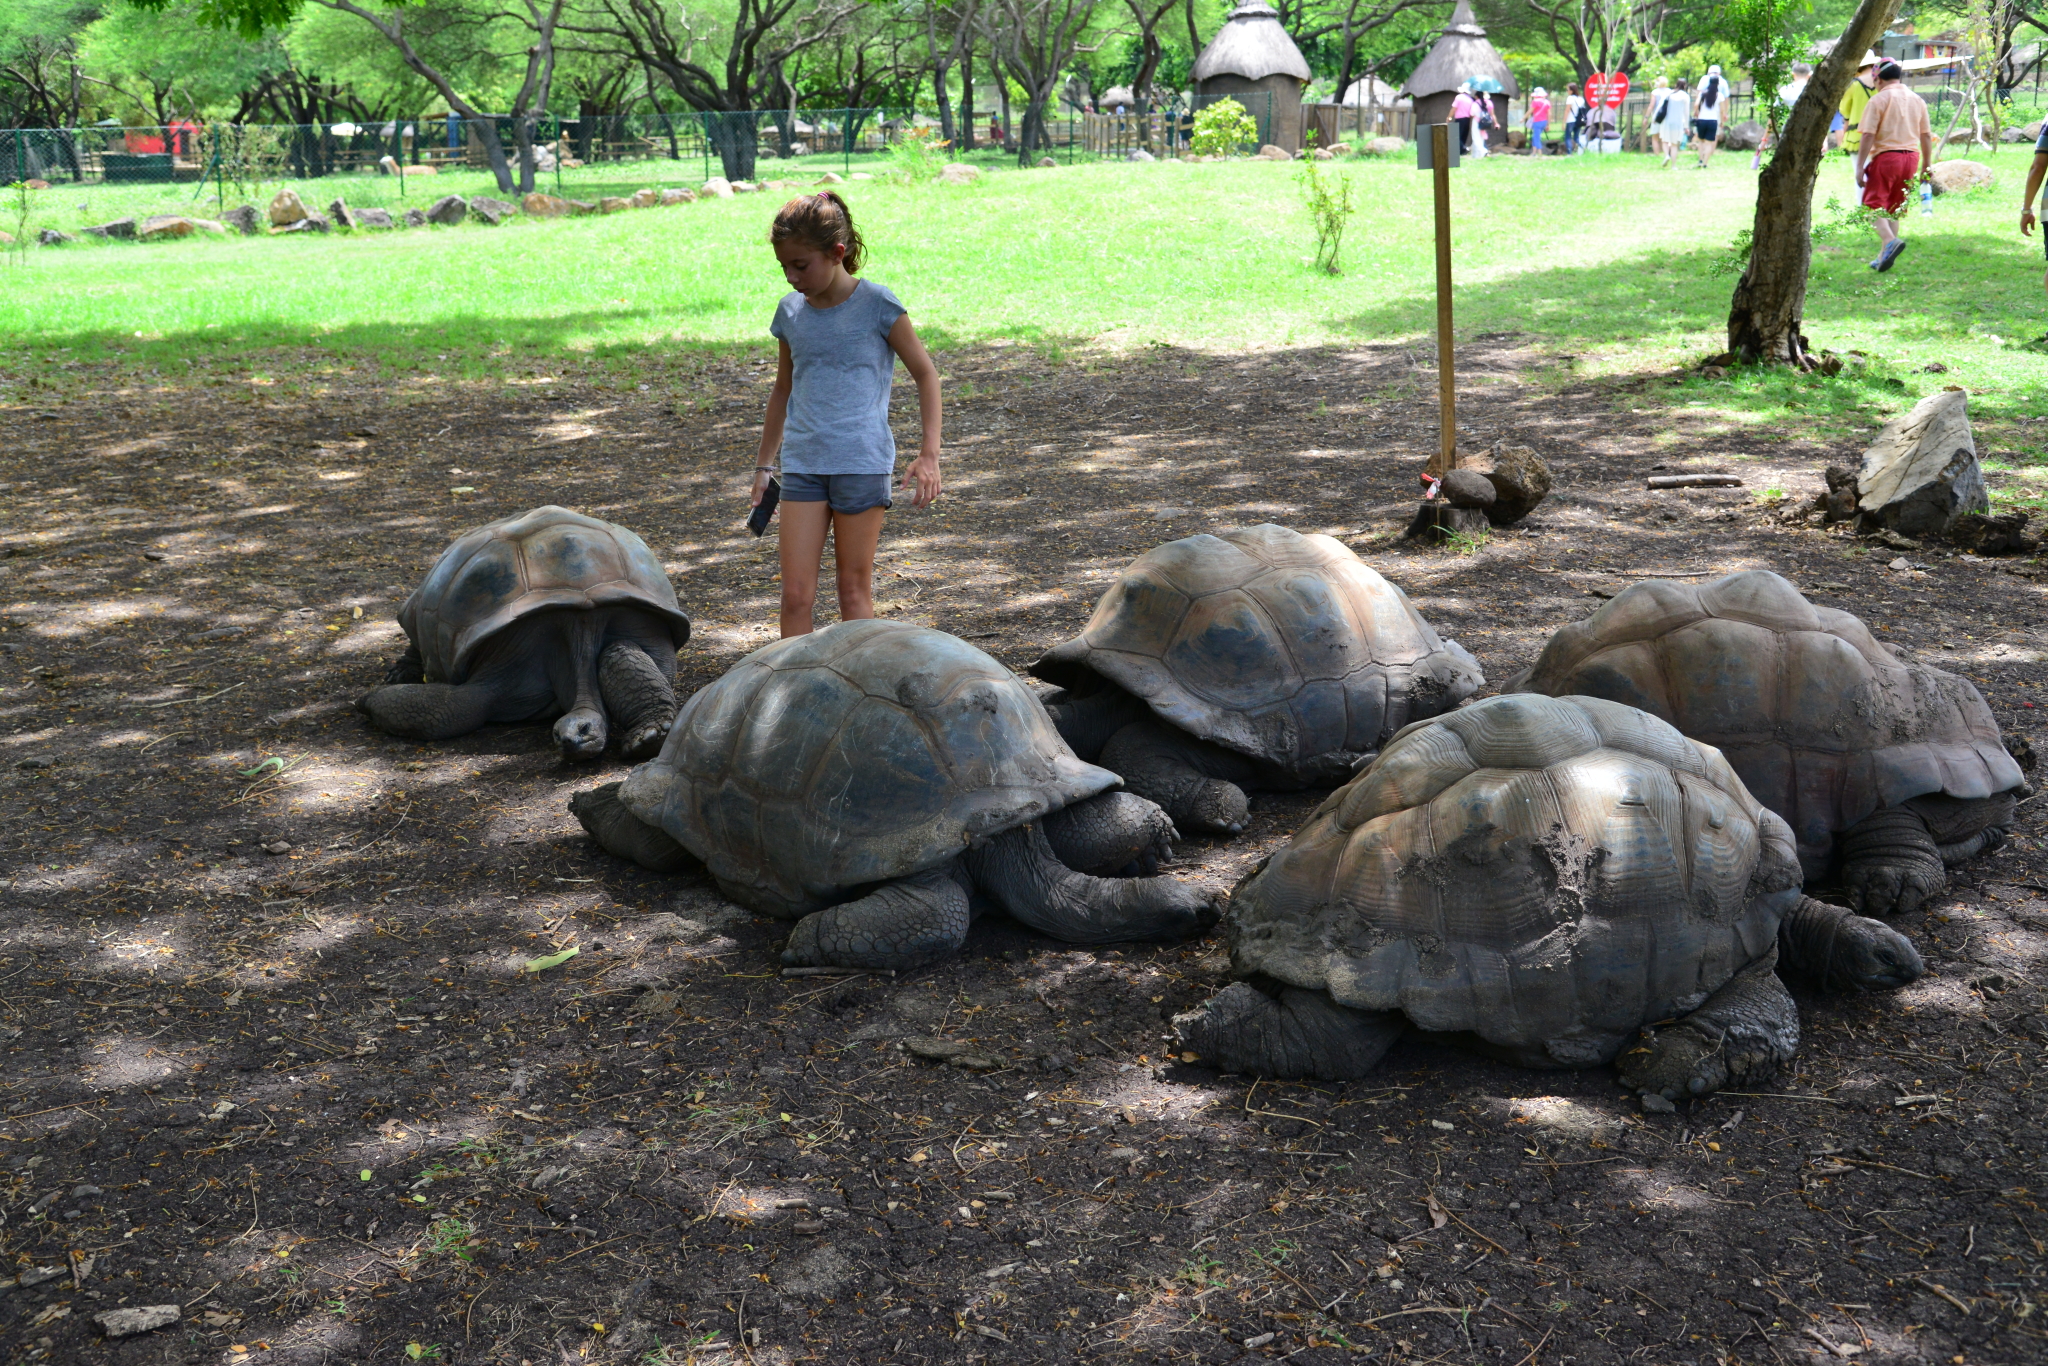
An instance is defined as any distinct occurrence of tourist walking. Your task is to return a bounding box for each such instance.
[1692,65,1726,168]
[1563,82,1585,154]
[1838,52,1878,160]
[1527,87,1550,154]
[754,193,943,637]
[1451,84,1477,155]
[2022,120,2048,346]
[1853,61,1934,272]
[1651,78,1690,166]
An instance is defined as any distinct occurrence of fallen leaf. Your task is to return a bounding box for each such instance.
[524,946,580,973]
[1426,1193,1449,1229]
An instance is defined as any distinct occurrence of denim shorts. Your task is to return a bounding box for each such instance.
[780,472,893,514]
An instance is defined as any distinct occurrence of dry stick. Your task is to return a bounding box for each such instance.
[1511,1325,1553,1366]
[1646,474,1744,488]
[1914,1277,1972,1315]
[779,966,894,979]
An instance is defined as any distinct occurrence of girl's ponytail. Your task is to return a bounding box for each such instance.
[770,191,866,273]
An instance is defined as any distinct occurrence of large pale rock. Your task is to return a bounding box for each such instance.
[1856,388,1989,537]
[469,195,514,225]
[701,177,735,199]
[81,218,137,240]
[138,215,225,240]
[1365,136,1407,156]
[220,205,260,235]
[1718,121,1766,150]
[1929,159,1994,195]
[269,188,309,226]
[598,196,632,214]
[523,192,571,217]
[38,228,73,246]
[1459,442,1553,525]
[629,187,660,208]
[354,207,395,229]
[814,171,845,185]
[424,194,468,226]
[1257,143,1291,160]
[659,187,695,205]
[1126,148,1155,162]
[327,198,355,230]
[404,208,427,228]
[95,1304,180,1338]
[937,162,982,185]
[378,154,437,177]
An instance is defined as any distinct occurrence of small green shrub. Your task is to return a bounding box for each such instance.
[1191,98,1258,156]
[885,127,949,184]
[1295,135,1355,274]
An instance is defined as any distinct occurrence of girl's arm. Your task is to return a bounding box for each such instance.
[887,314,943,509]
[754,340,794,507]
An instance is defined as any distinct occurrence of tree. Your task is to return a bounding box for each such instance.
[82,0,289,124]
[981,0,1100,166]
[1513,0,1710,81]
[1276,0,1433,97]
[565,0,860,180]
[127,0,565,194]
[1724,0,1802,144]
[921,0,978,146]
[1724,0,1901,366]
[1,0,103,129]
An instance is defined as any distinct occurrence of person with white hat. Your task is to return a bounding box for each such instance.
[1837,51,1879,156]
[1527,87,1551,154]
[1692,64,1726,168]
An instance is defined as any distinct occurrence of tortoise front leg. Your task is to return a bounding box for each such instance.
[383,639,426,685]
[357,680,500,741]
[598,641,678,761]
[1838,806,1946,916]
[1172,982,1405,1080]
[1041,684,1150,762]
[962,821,1219,944]
[781,865,973,971]
[1040,791,1177,876]
[569,782,697,873]
[1615,947,1800,1102]
[1100,719,1260,836]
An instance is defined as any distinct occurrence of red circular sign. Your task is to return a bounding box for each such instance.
[1585,72,1631,109]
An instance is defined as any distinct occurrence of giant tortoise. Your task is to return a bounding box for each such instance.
[1032,524,1483,835]
[359,506,690,762]
[572,620,1219,970]
[1174,693,1923,1101]
[1510,570,2026,916]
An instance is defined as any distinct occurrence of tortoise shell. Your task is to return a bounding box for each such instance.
[1032,525,1483,780]
[400,506,690,684]
[1227,693,1802,1067]
[618,620,1116,917]
[1509,570,2022,878]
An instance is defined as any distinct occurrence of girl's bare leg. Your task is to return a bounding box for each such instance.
[779,500,832,637]
[830,506,887,621]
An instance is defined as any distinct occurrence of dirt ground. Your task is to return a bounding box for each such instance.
[0,339,2043,1366]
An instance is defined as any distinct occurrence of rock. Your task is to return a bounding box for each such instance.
[1257,143,1291,160]
[937,162,982,185]
[137,215,224,240]
[469,195,514,225]
[1718,120,1766,150]
[279,215,329,234]
[1367,136,1407,156]
[354,207,394,230]
[659,188,695,205]
[1329,142,1355,155]
[701,177,735,199]
[1949,510,2033,555]
[598,196,632,213]
[531,144,558,172]
[2001,125,2032,142]
[1313,147,1334,159]
[0,230,9,245]
[815,171,845,185]
[327,199,355,230]
[1823,465,1860,522]
[1460,442,1553,525]
[424,194,468,226]
[268,188,310,226]
[1929,159,1995,195]
[1405,503,1490,543]
[38,228,72,246]
[730,180,758,193]
[849,171,875,180]
[1856,388,1989,537]
[81,218,136,240]
[24,178,50,190]
[378,154,437,177]
[1038,157,1058,168]
[1639,1093,1676,1115]
[404,208,427,228]
[95,1305,180,1338]
[1439,468,1496,510]
[220,205,260,236]
[1107,1146,1143,1160]
[629,188,660,208]
[1126,148,1155,162]
[523,192,571,217]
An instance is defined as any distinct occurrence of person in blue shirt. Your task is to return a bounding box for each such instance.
[752,193,944,637]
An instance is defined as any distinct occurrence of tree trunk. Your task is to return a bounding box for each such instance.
[1726,0,1902,365]
[961,46,977,151]
[707,110,758,180]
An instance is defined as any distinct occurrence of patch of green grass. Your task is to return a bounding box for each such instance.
[3,152,2043,463]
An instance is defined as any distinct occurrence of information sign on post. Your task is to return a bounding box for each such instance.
[1584,72,1631,109]
[1417,123,1458,477]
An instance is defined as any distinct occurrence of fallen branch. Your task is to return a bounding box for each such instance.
[1647,474,1744,489]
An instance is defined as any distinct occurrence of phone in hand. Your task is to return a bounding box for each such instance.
[748,475,780,537]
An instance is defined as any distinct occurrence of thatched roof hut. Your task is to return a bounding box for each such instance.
[1193,2,1314,150]
[1401,0,1518,127]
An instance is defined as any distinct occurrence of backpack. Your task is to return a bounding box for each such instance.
[1477,107,1495,131]
[1653,96,1671,124]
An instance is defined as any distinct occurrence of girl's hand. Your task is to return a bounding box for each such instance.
[903,453,941,509]
[751,467,775,507]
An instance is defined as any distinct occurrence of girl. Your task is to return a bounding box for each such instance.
[1527,87,1550,155]
[1693,65,1725,169]
[752,192,942,638]
[1651,77,1690,167]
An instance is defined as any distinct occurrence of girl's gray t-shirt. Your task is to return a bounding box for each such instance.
[769,279,907,476]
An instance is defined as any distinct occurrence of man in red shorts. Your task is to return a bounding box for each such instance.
[1854,61,1933,272]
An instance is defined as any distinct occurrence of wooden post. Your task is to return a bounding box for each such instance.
[1430,121,1456,478]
